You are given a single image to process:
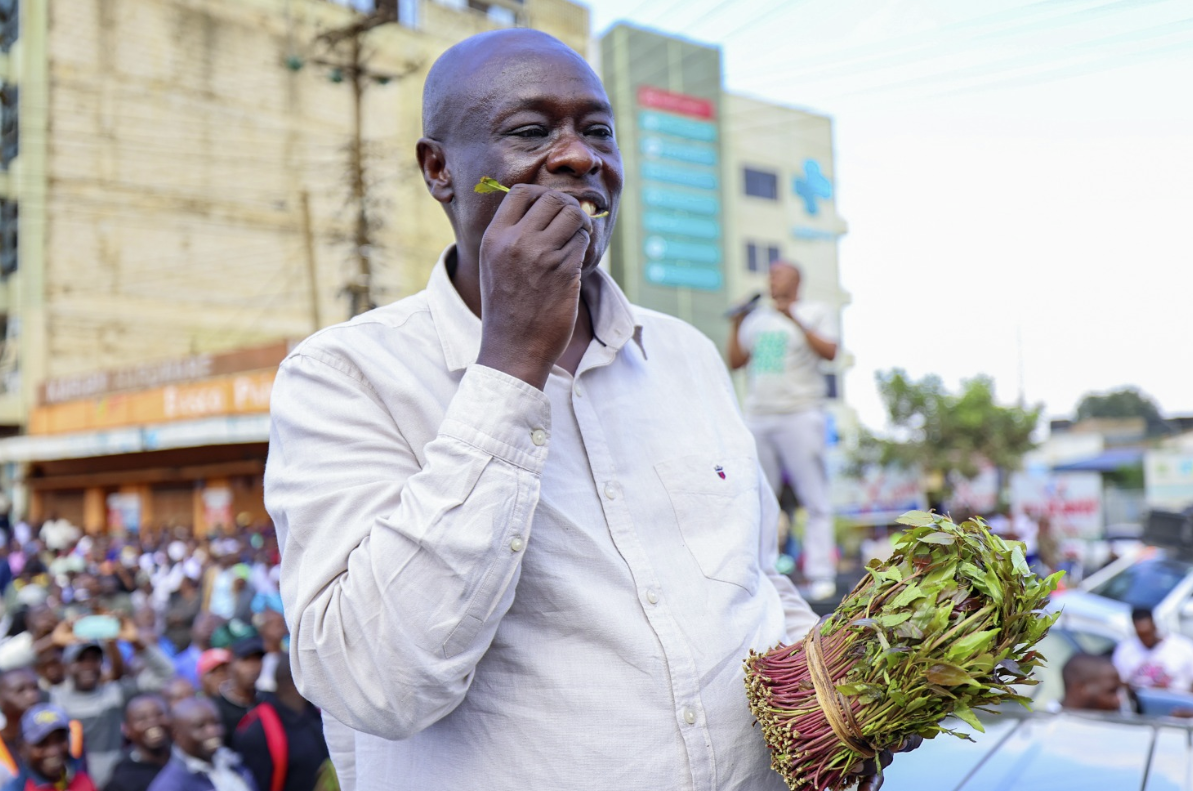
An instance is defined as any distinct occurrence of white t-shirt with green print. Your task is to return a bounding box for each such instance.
[738,301,838,416]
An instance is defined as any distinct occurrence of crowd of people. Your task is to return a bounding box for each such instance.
[0,517,330,791]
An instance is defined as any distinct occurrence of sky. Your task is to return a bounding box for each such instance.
[583,0,1193,431]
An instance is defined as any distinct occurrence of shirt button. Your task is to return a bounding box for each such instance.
[573,383,583,397]
[604,482,618,500]
[646,590,659,605]
[530,429,547,447]
[509,537,525,552]
[683,706,697,725]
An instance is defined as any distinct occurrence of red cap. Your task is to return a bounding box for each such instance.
[198,648,232,677]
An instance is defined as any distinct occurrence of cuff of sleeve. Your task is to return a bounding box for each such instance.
[439,364,553,473]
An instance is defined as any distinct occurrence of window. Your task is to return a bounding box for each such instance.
[743,167,778,200]
[0,199,15,277]
[746,242,782,272]
[0,0,16,53]
[1,84,16,169]
[1090,558,1193,609]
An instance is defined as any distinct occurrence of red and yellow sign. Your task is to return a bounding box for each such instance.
[29,369,276,435]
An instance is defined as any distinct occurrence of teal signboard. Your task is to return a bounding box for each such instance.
[636,88,724,291]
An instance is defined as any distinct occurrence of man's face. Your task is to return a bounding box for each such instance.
[125,698,171,754]
[1082,665,1124,711]
[441,46,622,274]
[36,650,66,687]
[69,648,103,692]
[201,664,229,698]
[27,606,58,638]
[0,670,42,720]
[259,612,287,647]
[232,654,263,691]
[1135,617,1160,649]
[163,678,196,709]
[173,701,223,763]
[24,730,68,781]
[769,264,801,303]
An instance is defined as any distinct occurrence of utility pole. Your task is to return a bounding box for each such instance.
[298,1,417,318]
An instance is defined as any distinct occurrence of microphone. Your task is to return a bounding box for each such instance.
[725,292,762,319]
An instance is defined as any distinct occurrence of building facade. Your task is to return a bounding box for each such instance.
[0,0,588,530]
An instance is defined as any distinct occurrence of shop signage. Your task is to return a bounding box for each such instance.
[39,341,292,405]
[30,369,276,435]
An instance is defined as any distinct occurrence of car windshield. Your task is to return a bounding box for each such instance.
[1089,557,1193,609]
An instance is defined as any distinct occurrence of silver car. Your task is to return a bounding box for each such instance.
[1049,547,1193,642]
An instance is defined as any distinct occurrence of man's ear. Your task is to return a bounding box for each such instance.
[416,138,454,205]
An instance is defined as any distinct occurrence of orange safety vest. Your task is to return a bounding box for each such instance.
[0,721,84,774]
[0,735,17,776]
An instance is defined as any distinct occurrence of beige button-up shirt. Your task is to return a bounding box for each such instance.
[265,248,817,791]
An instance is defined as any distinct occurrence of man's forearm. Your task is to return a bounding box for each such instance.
[268,356,549,741]
[727,320,750,370]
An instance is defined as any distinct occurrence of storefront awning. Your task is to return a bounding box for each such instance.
[0,414,271,463]
[1053,447,1145,472]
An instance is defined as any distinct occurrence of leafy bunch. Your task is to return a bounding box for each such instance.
[745,511,1062,791]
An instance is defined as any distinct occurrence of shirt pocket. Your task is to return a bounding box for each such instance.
[655,453,762,595]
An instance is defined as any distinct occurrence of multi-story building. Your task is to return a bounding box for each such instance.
[0,0,588,531]
[599,24,853,434]
[722,92,853,410]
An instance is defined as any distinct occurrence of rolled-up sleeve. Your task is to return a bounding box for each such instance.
[265,353,551,739]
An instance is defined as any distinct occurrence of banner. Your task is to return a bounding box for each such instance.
[831,458,927,525]
[1144,450,1193,510]
[106,493,141,533]
[1010,471,1102,539]
[947,465,1000,515]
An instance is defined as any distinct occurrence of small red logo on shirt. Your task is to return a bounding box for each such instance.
[715,465,725,479]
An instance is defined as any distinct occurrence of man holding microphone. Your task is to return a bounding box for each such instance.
[728,260,840,601]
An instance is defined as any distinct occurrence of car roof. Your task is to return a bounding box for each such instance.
[882,711,1193,791]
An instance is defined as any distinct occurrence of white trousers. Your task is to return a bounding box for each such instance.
[746,409,834,584]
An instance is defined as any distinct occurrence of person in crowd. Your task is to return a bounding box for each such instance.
[214,639,262,747]
[104,695,171,791]
[230,574,255,627]
[174,614,223,689]
[233,656,328,791]
[50,623,175,787]
[4,703,96,791]
[202,546,241,622]
[0,606,62,673]
[1113,607,1193,692]
[252,613,286,695]
[164,579,202,657]
[32,649,64,694]
[1061,653,1124,712]
[162,679,196,710]
[197,650,231,701]
[0,668,43,785]
[147,698,256,791]
[728,259,840,601]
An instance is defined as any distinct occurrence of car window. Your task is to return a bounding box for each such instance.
[1089,558,1193,609]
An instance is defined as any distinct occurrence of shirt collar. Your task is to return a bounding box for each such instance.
[426,245,646,374]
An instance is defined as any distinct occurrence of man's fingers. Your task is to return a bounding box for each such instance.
[540,201,592,249]
[490,182,547,225]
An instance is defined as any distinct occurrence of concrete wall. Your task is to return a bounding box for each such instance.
[4,0,589,421]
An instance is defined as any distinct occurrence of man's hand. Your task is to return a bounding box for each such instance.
[475,184,593,390]
[50,618,78,648]
[852,735,922,791]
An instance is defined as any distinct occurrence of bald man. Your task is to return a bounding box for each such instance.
[264,29,884,791]
[728,260,839,601]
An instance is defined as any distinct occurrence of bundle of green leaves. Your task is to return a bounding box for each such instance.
[745,511,1062,791]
